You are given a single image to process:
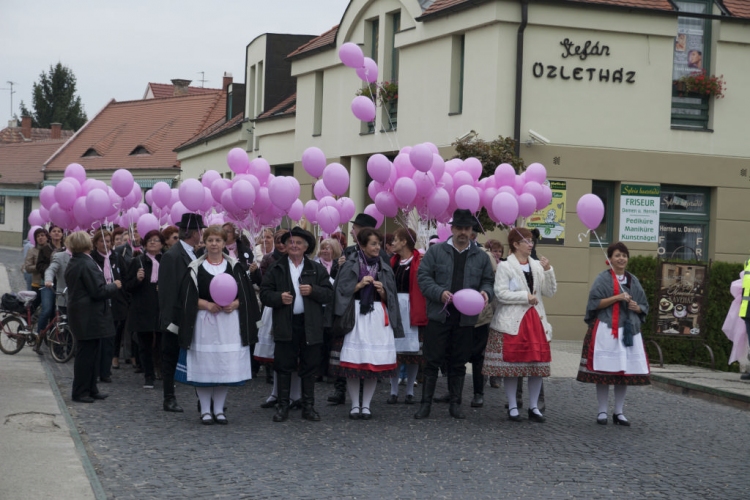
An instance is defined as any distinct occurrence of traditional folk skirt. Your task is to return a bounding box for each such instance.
[329,300,398,379]
[252,307,274,366]
[394,293,423,365]
[482,308,551,378]
[576,320,651,386]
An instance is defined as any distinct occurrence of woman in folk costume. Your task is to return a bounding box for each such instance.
[484,227,556,423]
[329,227,404,420]
[171,225,260,425]
[577,241,650,426]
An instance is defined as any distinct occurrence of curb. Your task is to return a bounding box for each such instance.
[651,373,750,411]
[41,357,108,500]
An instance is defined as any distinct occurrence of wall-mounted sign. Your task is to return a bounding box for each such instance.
[532,38,636,84]
[619,184,660,243]
[527,180,566,245]
[655,262,706,337]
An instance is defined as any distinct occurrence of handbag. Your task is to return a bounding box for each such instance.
[331,298,355,338]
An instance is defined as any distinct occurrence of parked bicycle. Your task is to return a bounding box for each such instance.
[0,290,75,363]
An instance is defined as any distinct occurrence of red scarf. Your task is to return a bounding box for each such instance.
[610,270,621,339]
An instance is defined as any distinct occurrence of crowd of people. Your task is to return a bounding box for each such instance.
[23,208,652,426]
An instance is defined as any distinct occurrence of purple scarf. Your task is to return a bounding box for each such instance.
[97,251,113,282]
[358,254,380,315]
[146,253,159,283]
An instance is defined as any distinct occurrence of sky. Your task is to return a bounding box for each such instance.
[0,0,351,125]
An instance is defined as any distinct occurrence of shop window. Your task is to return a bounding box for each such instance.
[591,181,614,245]
[658,185,709,261]
[671,0,712,129]
[449,35,465,115]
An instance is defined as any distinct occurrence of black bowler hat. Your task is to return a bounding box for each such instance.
[351,213,377,228]
[450,209,475,228]
[280,227,317,255]
[175,212,206,230]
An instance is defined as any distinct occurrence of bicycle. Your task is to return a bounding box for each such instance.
[0,290,75,363]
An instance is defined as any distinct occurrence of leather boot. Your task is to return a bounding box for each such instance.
[472,362,485,396]
[433,393,450,403]
[448,375,466,419]
[273,372,291,422]
[414,375,437,419]
[301,376,320,422]
[327,377,346,404]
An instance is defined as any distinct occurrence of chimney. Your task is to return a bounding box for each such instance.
[171,79,191,96]
[21,115,32,139]
[222,72,233,91]
[7,118,18,128]
[51,123,62,139]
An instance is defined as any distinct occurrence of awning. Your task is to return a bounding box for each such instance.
[0,188,41,197]
[42,178,175,189]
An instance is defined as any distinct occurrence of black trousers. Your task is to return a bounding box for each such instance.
[274,315,321,379]
[470,324,490,395]
[161,331,180,399]
[138,331,159,381]
[99,335,114,379]
[113,320,126,358]
[422,319,473,379]
[72,338,102,399]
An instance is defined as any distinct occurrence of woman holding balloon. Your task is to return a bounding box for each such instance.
[484,227,557,423]
[170,225,260,425]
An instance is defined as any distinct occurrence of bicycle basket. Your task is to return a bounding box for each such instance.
[1,293,26,314]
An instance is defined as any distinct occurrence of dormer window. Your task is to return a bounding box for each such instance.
[130,145,151,156]
[82,148,101,157]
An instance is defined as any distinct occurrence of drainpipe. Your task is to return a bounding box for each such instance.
[513,0,529,158]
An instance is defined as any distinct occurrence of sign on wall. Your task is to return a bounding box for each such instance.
[618,184,660,243]
[527,180,566,245]
[655,262,706,336]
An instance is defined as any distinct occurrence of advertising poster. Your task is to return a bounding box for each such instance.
[527,180,566,245]
[655,262,706,336]
[672,4,706,80]
[618,184,660,243]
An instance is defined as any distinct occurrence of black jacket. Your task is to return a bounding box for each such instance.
[158,242,194,331]
[168,255,261,350]
[64,253,120,341]
[259,256,333,345]
[90,249,129,322]
[124,253,162,333]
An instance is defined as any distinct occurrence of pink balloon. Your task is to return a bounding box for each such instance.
[522,181,543,203]
[367,154,392,184]
[150,182,171,208]
[367,180,384,201]
[409,144,433,172]
[393,177,417,206]
[54,181,77,210]
[444,159,461,177]
[144,189,153,206]
[231,179,256,210]
[413,171,436,197]
[481,187,498,210]
[317,205,341,234]
[209,273,238,307]
[288,199,304,221]
[427,188,450,217]
[303,200,319,223]
[494,163,516,187]
[179,178,205,212]
[423,142,439,156]
[221,189,242,215]
[64,163,86,183]
[514,175,525,195]
[227,148,250,174]
[576,194,605,231]
[393,154,415,179]
[235,174,261,193]
[464,157,483,181]
[39,207,49,223]
[60,177,82,196]
[137,213,159,236]
[111,169,134,197]
[171,201,189,223]
[538,185,553,209]
[254,187,272,213]
[200,187,214,213]
[337,197,356,223]
[455,185,480,213]
[437,223,451,241]
[339,42,364,69]
[269,176,300,211]
[439,173,454,193]
[356,57,379,83]
[525,163,547,184]
[302,147,326,178]
[48,203,71,229]
[28,225,42,243]
[363,204,384,228]
[430,154,445,181]
[202,170,221,189]
[86,189,111,220]
[452,289,486,316]
[249,158,271,186]
[492,192,519,226]
[314,179,332,200]
[351,96,376,122]
[317,196,337,209]
[375,191,398,217]
[518,193,537,218]
[453,171,474,190]
[28,209,44,227]
[322,163,349,196]
[497,185,516,196]
[210,178,230,205]
[399,146,412,155]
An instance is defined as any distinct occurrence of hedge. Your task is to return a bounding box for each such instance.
[627,256,744,372]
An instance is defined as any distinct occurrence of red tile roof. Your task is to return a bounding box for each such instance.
[144,83,222,99]
[0,140,67,184]
[45,92,227,172]
[288,25,339,59]
[256,93,297,120]
[565,0,674,10]
[0,125,74,144]
[723,0,750,18]
[175,113,245,152]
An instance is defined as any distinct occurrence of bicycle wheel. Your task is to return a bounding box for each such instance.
[0,316,26,355]
[49,325,75,363]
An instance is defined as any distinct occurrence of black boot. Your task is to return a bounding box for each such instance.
[448,376,466,419]
[414,375,437,419]
[433,393,450,403]
[301,376,320,422]
[327,377,346,404]
[273,372,291,422]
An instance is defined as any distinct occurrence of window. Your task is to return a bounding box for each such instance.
[369,19,380,63]
[0,195,5,225]
[274,165,294,177]
[129,146,150,156]
[591,181,615,245]
[383,12,400,131]
[449,35,465,115]
[248,64,257,118]
[671,0,712,129]
[658,185,709,261]
[256,61,264,116]
[82,148,101,157]
[313,71,324,136]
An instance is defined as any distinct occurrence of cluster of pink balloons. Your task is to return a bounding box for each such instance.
[301,147,354,234]
[339,42,380,122]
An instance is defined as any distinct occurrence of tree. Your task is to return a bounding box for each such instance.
[19,62,87,130]
[453,134,525,231]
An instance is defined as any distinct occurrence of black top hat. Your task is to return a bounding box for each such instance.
[351,213,377,228]
[280,227,316,256]
[175,213,206,230]
[450,209,475,228]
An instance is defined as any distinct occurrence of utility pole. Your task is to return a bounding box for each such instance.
[196,71,208,88]
[1,81,17,120]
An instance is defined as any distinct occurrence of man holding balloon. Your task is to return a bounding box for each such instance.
[415,209,495,420]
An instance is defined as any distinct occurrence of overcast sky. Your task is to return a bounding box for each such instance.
[0,0,350,125]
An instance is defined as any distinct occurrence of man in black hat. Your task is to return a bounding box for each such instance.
[260,227,333,422]
[414,209,495,419]
[159,212,206,412]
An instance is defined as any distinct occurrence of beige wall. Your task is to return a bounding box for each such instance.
[0,195,39,247]
[178,130,248,182]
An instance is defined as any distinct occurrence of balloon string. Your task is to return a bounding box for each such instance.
[472,215,486,237]
[577,229,615,275]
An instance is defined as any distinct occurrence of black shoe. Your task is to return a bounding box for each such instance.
[302,407,321,422]
[91,393,109,400]
[386,394,398,404]
[327,390,346,405]
[260,397,278,409]
[489,377,500,388]
[349,407,361,420]
[100,376,112,383]
[360,407,372,420]
[470,394,484,408]
[449,403,466,419]
[613,413,631,426]
[597,412,608,425]
[143,379,155,389]
[163,398,184,412]
[73,396,95,403]
[134,367,144,374]
[528,407,546,423]
[414,375,437,419]
[433,393,450,403]
[200,413,214,425]
[740,372,750,381]
[273,403,290,422]
[214,413,228,425]
[404,394,415,405]
[289,399,303,410]
[507,407,522,422]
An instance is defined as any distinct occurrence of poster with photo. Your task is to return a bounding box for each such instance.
[655,262,707,337]
[527,180,566,245]
[672,4,707,80]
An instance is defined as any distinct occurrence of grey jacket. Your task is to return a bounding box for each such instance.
[417,240,495,326]
[44,250,71,307]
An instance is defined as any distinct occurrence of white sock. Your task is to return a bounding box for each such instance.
[504,377,519,416]
[405,365,419,396]
[347,378,361,411]
[614,384,627,415]
[361,379,377,413]
[390,376,400,396]
[596,384,609,415]
[196,387,213,416]
[290,372,301,401]
[212,386,228,415]
[528,376,543,414]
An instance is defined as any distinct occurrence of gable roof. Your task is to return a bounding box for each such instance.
[255,93,297,121]
[175,112,245,152]
[723,0,750,18]
[0,140,67,185]
[44,92,227,173]
[288,25,339,59]
[0,125,74,144]
[144,82,222,99]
